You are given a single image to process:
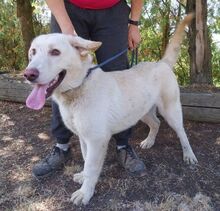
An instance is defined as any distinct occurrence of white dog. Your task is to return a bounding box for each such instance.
[24,14,197,205]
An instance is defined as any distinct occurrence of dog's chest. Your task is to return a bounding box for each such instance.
[58,102,81,135]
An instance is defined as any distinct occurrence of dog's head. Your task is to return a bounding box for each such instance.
[24,33,101,110]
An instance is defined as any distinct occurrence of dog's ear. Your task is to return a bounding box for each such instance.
[67,35,102,56]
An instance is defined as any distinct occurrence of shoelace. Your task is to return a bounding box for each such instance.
[119,146,137,164]
[42,146,61,163]
[125,146,137,159]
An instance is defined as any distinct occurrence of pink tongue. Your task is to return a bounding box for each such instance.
[26,84,48,110]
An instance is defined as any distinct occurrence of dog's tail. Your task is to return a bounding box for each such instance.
[162,13,194,67]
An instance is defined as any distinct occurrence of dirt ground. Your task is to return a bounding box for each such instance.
[0,100,219,211]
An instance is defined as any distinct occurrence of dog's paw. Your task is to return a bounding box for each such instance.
[140,138,155,149]
[73,171,84,184]
[70,188,93,205]
[183,152,198,164]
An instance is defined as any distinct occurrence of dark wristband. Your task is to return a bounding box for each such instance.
[128,19,140,26]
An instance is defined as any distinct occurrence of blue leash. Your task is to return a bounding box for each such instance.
[85,48,138,78]
[130,48,138,67]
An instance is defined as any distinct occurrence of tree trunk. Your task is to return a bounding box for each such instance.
[16,0,35,63]
[186,0,212,85]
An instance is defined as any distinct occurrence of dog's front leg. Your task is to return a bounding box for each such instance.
[73,138,87,185]
[79,137,87,161]
[71,137,109,205]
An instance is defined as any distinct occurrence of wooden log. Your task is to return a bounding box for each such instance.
[0,74,220,122]
[180,91,220,123]
[0,74,30,103]
[0,74,51,106]
[182,106,220,123]
[181,92,220,108]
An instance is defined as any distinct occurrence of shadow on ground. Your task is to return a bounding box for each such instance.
[0,101,219,210]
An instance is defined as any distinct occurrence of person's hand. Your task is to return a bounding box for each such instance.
[128,25,141,50]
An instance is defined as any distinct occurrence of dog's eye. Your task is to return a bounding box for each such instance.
[29,49,35,61]
[50,49,61,56]
[32,48,36,55]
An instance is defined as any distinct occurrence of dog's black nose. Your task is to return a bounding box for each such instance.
[24,68,39,81]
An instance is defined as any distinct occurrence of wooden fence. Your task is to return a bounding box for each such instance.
[0,74,220,123]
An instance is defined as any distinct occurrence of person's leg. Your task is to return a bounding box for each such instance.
[91,0,131,147]
[90,1,146,176]
[51,101,73,145]
[50,0,92,143]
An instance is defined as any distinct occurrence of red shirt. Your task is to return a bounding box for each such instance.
[69,0,120,9]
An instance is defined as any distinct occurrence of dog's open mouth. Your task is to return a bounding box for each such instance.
[45,70,66,98]
[26,70,66,110]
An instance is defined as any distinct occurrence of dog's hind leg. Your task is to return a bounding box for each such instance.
[158,100,198,164]
[140,106,160,149]
[71,135,110,205]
